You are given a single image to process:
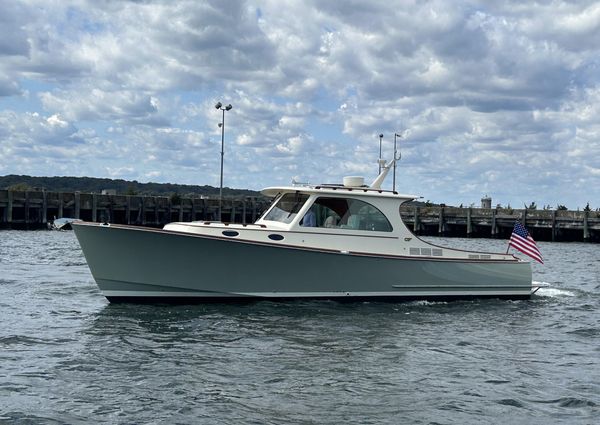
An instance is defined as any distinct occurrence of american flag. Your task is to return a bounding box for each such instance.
[509,221,544,264]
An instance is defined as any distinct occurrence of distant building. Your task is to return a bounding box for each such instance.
[101,189,117,195]
[481,196,492,209]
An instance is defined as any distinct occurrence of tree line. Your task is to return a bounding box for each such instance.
[1,175,596,210]
[0,175,262,199]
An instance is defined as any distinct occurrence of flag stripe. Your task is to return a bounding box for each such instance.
[508,221,543,264]
[509,237,543,262]
[510,242,543,263]
[510,240,540,257]
[509,235,541,254]
[510,240,543,263]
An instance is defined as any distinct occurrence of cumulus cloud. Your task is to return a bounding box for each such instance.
[39,88,170,126]
[0,2,30,57]
[0,0,599,208]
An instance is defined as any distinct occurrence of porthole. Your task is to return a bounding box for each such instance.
[222,230,239,237]
[268,234,284,241]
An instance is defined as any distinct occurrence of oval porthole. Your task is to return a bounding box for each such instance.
[268,234,284,241]
[222,230,239,237]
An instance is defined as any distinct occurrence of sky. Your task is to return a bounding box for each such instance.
[1,0,599,209]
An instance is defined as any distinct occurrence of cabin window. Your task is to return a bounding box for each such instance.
[263,193,309,224]
[300,197,393,232]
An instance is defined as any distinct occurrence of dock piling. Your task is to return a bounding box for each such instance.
[75,192,81,219]
[466,207,472,237]
[413,206,420,234]
[42,191,48,224]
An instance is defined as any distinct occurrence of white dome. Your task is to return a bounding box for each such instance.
[343,176,365,187]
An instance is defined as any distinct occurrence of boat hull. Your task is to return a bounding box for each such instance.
[73,222,533,303]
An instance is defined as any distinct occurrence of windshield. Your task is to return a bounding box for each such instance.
[262,192,310,224]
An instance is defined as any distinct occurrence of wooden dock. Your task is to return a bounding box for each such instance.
[0,190,270,229]
[1,189,598,242]
[400,205,600,242]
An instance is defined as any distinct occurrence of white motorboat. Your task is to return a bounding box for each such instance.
[51,217,80,231]
[73,161,539,303]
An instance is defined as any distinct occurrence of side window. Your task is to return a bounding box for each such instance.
[263,193,309,224]
[300,197,392,232]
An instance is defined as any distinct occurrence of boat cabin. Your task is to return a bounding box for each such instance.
[256,185,417,236]
[162,168,518,262]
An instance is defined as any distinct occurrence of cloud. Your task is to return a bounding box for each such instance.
[0,110,92,176]
[39,88,170,126]
[0,2,30,57]
[0,111,82,147]
[0,75,21,97]
[0,0,599,208]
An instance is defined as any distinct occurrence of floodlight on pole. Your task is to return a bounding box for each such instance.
[215,101,233,222]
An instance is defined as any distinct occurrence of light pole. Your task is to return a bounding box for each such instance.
[215,101,232,222]
[378,133,384,174]
[393,132,402,192]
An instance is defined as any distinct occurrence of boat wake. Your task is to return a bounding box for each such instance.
[407,300,448,306]
[534,282,575,298]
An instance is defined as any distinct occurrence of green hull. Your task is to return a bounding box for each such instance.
[73,222,533,302]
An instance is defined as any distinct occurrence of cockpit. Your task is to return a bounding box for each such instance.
[260,192,393,232]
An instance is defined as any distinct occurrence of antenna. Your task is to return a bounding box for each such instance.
[393,132,402,192]
[378,134,384,174]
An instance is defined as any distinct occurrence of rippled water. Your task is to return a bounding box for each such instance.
[0,230,598,424]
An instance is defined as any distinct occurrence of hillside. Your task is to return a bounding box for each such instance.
[0,175,262,198]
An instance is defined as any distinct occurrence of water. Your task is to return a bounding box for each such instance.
[0,231,598,424]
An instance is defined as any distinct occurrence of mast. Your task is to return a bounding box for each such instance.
[370,158,397,189]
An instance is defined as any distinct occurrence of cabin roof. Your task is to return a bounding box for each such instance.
[261,185,419,200]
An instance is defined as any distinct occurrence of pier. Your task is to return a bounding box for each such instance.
[1,189,598,242]
[400,206,600,243]
[0,190,270,230]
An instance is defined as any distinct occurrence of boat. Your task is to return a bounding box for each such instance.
[51,217,80,231]
[73,160,540,303]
